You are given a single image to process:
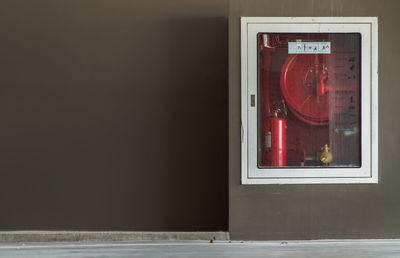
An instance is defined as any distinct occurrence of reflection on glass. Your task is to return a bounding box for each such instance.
[257,33,361,168]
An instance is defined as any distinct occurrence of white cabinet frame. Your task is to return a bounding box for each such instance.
[241,17,378,184]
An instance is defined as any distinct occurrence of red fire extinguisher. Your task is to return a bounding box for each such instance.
[264,111,287,167]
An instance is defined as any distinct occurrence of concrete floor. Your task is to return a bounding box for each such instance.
[1,240,400,257]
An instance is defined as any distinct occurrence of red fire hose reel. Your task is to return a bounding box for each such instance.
[280,54,330,126]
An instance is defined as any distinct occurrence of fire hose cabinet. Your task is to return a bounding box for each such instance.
[240,17,378,184]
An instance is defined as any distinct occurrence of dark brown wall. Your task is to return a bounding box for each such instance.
[0,0,228,231]
[229,0,400,240]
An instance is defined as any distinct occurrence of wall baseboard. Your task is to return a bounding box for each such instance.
[0,231,229,243]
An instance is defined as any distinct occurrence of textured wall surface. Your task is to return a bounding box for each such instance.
[229,0,400,240]
[0,0,228,231]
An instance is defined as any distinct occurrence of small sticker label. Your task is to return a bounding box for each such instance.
[265,131,272,148]
[288,42,331,54]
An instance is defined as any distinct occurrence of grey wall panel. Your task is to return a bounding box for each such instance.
[229,0,400,240]
[0,0,228,231]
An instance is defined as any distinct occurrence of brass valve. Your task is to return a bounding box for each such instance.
[320,144,332,164]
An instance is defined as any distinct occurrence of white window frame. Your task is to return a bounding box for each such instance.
[241,17,378,184]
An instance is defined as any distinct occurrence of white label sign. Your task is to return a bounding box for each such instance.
[288,42,331,54]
